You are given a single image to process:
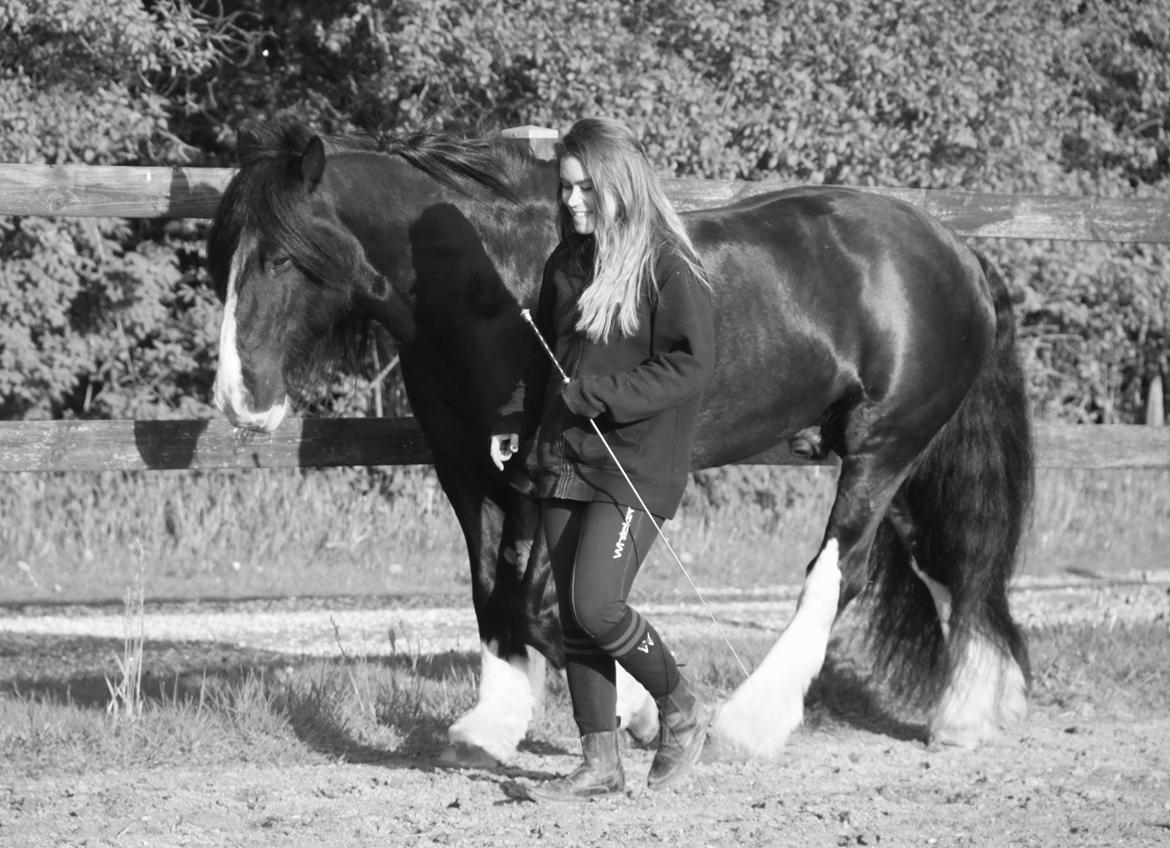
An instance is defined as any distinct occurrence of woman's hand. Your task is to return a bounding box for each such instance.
[490,433,519,471]
[561,379,605,418]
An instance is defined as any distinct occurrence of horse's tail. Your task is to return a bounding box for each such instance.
[867,249,1033,721]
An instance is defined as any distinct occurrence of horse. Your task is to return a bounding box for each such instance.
[206,119,1033,765]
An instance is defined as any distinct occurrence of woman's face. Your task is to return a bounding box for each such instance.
[559,154,598,235]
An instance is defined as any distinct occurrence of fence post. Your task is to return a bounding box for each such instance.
[500,125,559,161]
[1147,374,1165,426]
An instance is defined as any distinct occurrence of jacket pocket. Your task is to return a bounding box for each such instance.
[564,415,655,467]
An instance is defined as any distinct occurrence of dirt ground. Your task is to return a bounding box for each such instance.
[3,577,1169,848]
[6,711,1169,847]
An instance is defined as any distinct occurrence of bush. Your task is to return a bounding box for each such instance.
[0,0,251,418]
[201,0,1168,422]
[2,0,1167,422]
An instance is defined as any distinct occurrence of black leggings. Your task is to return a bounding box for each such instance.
[542,498,682,735]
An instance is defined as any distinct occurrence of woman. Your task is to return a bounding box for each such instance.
[490,117,716,800]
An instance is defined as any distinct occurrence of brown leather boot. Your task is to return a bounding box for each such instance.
[528,731,625,802]
[647,679,711,790]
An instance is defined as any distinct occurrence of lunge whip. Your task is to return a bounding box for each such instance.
[518,308,753,685]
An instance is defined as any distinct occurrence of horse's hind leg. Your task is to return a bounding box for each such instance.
[885,496,953,638]
[885,491,1028,748]
[879,481,1029,748]
[709,449,912,759]
[929,601,1027,749]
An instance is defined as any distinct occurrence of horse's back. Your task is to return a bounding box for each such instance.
[689,186,980,299]
[687,186,995,467]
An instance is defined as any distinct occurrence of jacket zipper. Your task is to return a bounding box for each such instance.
[552,334,585,499]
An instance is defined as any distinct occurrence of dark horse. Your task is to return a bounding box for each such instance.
[207,120,1033,765]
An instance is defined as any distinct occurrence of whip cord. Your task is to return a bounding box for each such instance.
[519,308,754,686]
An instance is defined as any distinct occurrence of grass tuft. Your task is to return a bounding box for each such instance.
[104,541,146,721]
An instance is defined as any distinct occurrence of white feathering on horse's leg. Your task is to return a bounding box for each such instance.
[930,630,1028,748]
[442,640,536,766]
[526,645,547,721]
[710,540,841,759]
[616,665,659,745]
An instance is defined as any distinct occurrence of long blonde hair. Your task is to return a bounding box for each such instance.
[557,118,709,341]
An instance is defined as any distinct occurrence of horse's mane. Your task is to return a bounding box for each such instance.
[236,119,525,202]
[210,119,532,293]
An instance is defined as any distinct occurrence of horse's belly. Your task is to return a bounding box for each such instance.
[692,363,839,469]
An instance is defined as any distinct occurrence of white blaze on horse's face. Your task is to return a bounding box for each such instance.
[212,244,290,432]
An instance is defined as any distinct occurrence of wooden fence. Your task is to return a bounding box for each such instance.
[1,129,1168,473]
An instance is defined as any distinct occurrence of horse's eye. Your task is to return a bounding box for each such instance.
[268,256,292,273]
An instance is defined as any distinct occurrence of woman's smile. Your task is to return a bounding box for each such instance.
[560,154,598,235]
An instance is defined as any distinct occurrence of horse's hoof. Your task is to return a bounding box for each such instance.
[788,427,827,460]
[438,742,504,769]
[701,726,752,763]
[928,728,983,750]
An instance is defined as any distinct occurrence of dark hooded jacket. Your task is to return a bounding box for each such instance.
[494,240,716,518]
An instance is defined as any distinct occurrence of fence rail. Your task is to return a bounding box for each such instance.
[3,162,1170,243]
[1,141,1167,474]
[0,419,1165,473]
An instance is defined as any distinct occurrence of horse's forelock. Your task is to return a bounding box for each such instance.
[258,176,363,291]
[222,131,346,285]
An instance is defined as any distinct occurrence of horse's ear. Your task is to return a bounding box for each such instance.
[300,136,326,191]
[236,121,264,164]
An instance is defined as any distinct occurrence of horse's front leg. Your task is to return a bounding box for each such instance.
[440,487,554,767]
[710,452,903,759]
[708,538,842,758]
[444,641,547,768]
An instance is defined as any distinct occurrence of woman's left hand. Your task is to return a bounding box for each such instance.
[561,379,606,418]
[490,432,519,470]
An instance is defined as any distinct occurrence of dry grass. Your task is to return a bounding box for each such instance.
[0,466,466,605]
[104,542,146,721]
[0,628,490,777]
[3,464,1167,606]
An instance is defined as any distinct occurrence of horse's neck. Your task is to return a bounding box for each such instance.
[355,151,556,307]
[463,194,558,307]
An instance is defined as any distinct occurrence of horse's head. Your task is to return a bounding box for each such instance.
[207,121,400,432]
[208,119,558,432]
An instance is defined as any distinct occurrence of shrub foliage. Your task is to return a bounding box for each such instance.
[2,0,1168,422]
[0,0,250,418]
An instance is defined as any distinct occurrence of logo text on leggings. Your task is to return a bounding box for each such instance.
[612,507,635,559]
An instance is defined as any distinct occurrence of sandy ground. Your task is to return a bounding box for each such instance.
[2,573,1169,848]
[5,711,1169,847]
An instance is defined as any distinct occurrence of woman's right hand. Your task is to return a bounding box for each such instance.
[490,433,519,471]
